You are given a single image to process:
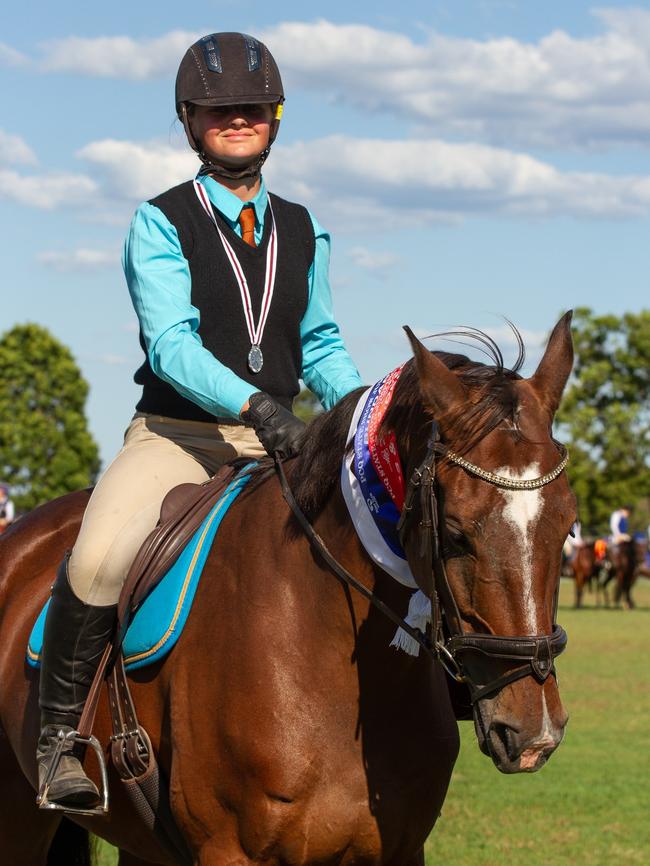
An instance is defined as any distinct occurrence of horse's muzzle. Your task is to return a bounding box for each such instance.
[474,691,569,774]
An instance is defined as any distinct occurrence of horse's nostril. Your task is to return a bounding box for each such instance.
[488,723,510,763]
[490,723,519,762]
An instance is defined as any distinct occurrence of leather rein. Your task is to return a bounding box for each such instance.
[275,422,568,704]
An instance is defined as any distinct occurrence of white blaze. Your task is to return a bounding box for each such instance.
[497,462,542,632]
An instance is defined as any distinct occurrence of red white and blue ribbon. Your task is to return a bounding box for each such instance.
[193,179,277,356]
[340,366,432,654]
[340,365,415,587]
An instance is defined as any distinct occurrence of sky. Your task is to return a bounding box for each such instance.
[1,1,649,466]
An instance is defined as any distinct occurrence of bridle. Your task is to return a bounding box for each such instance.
[275,422,569,705]
[396,423,568,703]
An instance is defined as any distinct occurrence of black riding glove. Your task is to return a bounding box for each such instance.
[241,392,306,459]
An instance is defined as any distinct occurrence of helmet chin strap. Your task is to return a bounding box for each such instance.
[196,147,270,180]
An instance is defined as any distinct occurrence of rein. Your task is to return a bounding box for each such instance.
[274,458,437,659]
[275,424,569,704]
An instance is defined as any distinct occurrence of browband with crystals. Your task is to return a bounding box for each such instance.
[443,447,569,490]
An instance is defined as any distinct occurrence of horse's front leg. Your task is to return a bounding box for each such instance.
[0,729,62,866]
[623,577,636,609]
[401,848,425,866]
[574,576,583,609]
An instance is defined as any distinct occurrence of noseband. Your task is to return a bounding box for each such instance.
[275,425,568,706]
[396,423,568,703]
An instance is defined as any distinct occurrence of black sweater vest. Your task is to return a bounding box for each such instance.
[134,181,314,421]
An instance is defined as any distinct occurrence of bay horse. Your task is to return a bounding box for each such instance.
[571,543,596,609]
[599,539,640,609]
[0,314,576,866]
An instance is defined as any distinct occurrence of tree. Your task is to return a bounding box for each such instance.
[0,323,100,513]
[556,307,650,535]
[293,387,323,423]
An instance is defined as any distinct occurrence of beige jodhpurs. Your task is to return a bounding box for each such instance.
[68,414,266,606]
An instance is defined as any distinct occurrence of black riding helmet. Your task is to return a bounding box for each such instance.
[176,32,284,180]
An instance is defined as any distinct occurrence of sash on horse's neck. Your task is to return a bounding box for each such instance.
[340,366,431,655]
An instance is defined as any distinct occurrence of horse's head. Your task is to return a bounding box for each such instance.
[400,313,576,774]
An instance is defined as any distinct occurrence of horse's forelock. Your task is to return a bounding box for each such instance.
[385,350,524,457]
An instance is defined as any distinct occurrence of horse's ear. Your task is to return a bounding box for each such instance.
[404,326,465,414]
[528,311,574,417]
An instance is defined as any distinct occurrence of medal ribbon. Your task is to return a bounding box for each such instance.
[193,180,277,352]
[353,365,406,557]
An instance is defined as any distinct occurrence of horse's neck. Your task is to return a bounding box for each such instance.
[313,484,417,651]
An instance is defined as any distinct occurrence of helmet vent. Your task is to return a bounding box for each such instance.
[243,35,262,72]
[200,35,222,73]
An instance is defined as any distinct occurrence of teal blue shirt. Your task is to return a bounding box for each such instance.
[123,174,362,419]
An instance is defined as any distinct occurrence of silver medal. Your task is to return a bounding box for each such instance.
[193,184,277,381]
[248,344,264,374]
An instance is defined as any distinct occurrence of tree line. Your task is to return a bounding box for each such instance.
[1,310,648,536]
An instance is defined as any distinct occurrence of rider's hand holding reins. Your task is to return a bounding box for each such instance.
[241,392,306,459]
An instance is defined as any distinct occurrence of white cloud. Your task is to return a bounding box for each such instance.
[0,130,37,166]
[348,246,401,274]
[266,135,650,228]
[42,31,198,79]
[7,129,650,227]
[59,133,650,227]
[0,42,28,67]
[4,14,650,148]
[0,169,97,209]
[77,139,196,201]
[37,248,119,271]
[260,13,650,149]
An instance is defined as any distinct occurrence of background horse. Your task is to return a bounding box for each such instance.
[599,540,639,608]
[571,543,597,609]
[0,314,575,866]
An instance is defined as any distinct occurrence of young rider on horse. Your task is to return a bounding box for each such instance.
[609,504,632,545]
[36,32,362,810]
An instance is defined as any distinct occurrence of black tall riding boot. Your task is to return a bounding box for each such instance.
[36,557,117,808]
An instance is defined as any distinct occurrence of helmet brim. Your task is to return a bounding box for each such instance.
[182,94,282,108]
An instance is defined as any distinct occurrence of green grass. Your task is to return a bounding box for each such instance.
[92,836,117,866]
[93,579,650,866]
[425,578,650,866]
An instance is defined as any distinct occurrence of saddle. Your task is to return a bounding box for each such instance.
[117,456,259,628]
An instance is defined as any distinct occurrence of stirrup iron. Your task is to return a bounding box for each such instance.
[36,728,109,816]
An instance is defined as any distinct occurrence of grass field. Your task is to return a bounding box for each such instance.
[426,578,650,866]
[94,578,650,866]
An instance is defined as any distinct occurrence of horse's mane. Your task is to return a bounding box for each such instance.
[292,328,526,521]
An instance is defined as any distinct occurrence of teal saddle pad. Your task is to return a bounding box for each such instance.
[27,466,255,672]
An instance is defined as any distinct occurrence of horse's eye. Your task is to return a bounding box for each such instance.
[443,521,474,557]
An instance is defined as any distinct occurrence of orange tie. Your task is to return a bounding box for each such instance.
[239,206,256,247]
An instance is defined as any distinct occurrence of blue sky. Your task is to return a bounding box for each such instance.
[1,1,649,465]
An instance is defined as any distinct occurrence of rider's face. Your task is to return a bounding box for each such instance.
[190,103,274,167]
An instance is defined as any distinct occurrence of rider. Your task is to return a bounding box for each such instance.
[36,32,362,809]
[0,483,15,532]
[609,504,632,545]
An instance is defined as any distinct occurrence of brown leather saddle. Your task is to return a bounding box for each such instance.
[117,457,265,628]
